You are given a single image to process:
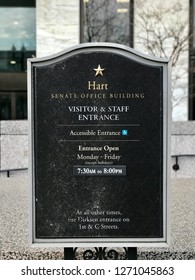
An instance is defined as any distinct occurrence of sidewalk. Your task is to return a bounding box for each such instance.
[0,174,194,259]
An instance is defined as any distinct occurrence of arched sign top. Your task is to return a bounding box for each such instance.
[29,42,170,66]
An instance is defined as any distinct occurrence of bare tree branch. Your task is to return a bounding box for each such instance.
[135,1,190,109]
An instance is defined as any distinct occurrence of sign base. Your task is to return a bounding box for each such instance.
[64,247,137,260]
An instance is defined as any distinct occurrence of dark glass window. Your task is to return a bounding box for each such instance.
[16,94,27,119]
[189,0,195,120]
[0,0,35,120]
[80,0,134,47]
[0,95,12,120]
[0,6,36,72]
[0,92,27,120]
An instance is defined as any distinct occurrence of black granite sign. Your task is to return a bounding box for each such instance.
[28,43,170,246]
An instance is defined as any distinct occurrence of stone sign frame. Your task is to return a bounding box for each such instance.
[28,43,171,247]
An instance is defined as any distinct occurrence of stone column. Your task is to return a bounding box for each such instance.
[36,0,79,57]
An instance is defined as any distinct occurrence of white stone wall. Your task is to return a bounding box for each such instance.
[36,0,80,58]
[0,121,28,171]
[171,122,195,178]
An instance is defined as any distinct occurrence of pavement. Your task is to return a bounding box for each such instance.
[0,172,194,260]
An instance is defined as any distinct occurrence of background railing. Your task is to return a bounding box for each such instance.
[0,168,28,178]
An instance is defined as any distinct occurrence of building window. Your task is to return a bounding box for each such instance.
[0,0,35,120]
[80,0,134,47]
[189,0,195,120]
[189,58,195,120]
[0,5,36,72]
[0,92,27,120]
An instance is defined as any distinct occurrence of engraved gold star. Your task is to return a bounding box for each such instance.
[93,64,105,76]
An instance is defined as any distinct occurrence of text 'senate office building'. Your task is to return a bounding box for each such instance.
[0,0,195,177]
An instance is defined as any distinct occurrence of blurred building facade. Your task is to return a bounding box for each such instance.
[0,0,195,177]
[0,0,193,121]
